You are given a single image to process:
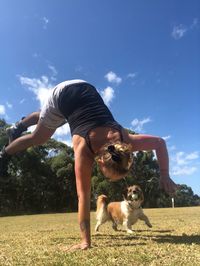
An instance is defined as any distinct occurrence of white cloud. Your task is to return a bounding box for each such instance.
[56,137,72,147]
[131,117,151,132]
[54,123,70,137]
[171,151,199,176]
[0,105,6,115]
[127,72,137,79]
[172,166,197,176]
[75,65,83,72]
[42,16,49,29]
[169,145,176,151]
[19,66,58,102]
[100,86,115,106]
[19,75,54,108]
[32,52,39,58]
[171,24,187,40]
[105,71,122,85]
[20,98,26,104]
[53,124,71,145]
[48,64,57,78]
[191,18,198,29]
[171,18,199,40]
[185,151,199,161]
[6,102,12,109]
[162,135,171,141]
[172,151,199,166]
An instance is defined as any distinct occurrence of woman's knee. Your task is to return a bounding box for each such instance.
[30,133,47,146]
[30,122,55,146]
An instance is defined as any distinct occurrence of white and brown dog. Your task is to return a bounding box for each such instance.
[95,185,152,233]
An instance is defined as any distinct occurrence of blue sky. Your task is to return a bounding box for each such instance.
[0,1,199,195]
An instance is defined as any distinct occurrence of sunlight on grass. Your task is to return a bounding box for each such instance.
[0,207,200,265]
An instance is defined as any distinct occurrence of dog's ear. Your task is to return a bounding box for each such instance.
[122,187,128,200]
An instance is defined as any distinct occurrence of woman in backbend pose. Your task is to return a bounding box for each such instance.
[0,79,177,251]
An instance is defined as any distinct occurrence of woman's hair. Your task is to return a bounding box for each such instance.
[96,142,133,176]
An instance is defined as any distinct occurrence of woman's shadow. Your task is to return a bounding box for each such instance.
[93,230,200,246]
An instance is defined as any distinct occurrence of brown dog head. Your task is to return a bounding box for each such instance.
[124,185,144,204]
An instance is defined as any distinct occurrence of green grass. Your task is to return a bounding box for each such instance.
[0,207,200,266]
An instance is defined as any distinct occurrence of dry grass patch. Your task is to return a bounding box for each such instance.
[0,207,200,265]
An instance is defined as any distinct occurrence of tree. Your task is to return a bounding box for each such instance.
[49,147,77,211]
[0,119,10,148]
[0,119,199,215]
[175,184,200,207]
[0,119,77,214]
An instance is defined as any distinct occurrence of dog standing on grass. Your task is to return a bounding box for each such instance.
[95,185,152,233]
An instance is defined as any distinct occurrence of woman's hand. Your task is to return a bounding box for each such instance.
[159,175,178,196]
[60,242,90,252]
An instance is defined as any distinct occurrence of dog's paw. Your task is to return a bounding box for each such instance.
[127,229,134,234]
[147,223,153,228]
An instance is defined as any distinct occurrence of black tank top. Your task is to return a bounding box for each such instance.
[58,83,123,152]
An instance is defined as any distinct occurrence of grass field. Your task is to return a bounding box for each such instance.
[0,207,200,266]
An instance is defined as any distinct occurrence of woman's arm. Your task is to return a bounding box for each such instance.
[68,139,94,251]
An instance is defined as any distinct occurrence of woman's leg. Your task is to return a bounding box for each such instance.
[5,121,55,155]
[0,121,55,176]
[6,111,41,143]
[19,111,40,128]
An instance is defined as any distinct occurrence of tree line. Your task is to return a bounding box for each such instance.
[0,119,199,216]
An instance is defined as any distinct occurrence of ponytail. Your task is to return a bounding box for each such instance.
[96,142,133,175]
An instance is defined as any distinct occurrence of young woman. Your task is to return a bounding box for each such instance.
[0,79,177,251]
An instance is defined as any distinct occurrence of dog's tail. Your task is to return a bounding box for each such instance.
[96,195,109,223]
[96,194,108,211]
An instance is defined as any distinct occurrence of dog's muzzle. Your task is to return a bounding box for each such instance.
[127,190,141,201]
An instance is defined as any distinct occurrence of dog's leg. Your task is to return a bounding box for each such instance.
[139,213,152,228]
[123,219,133,233]
[112,221,118,231]
[95,221,102,232]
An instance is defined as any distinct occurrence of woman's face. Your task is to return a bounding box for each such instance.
[97,158,124,182]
